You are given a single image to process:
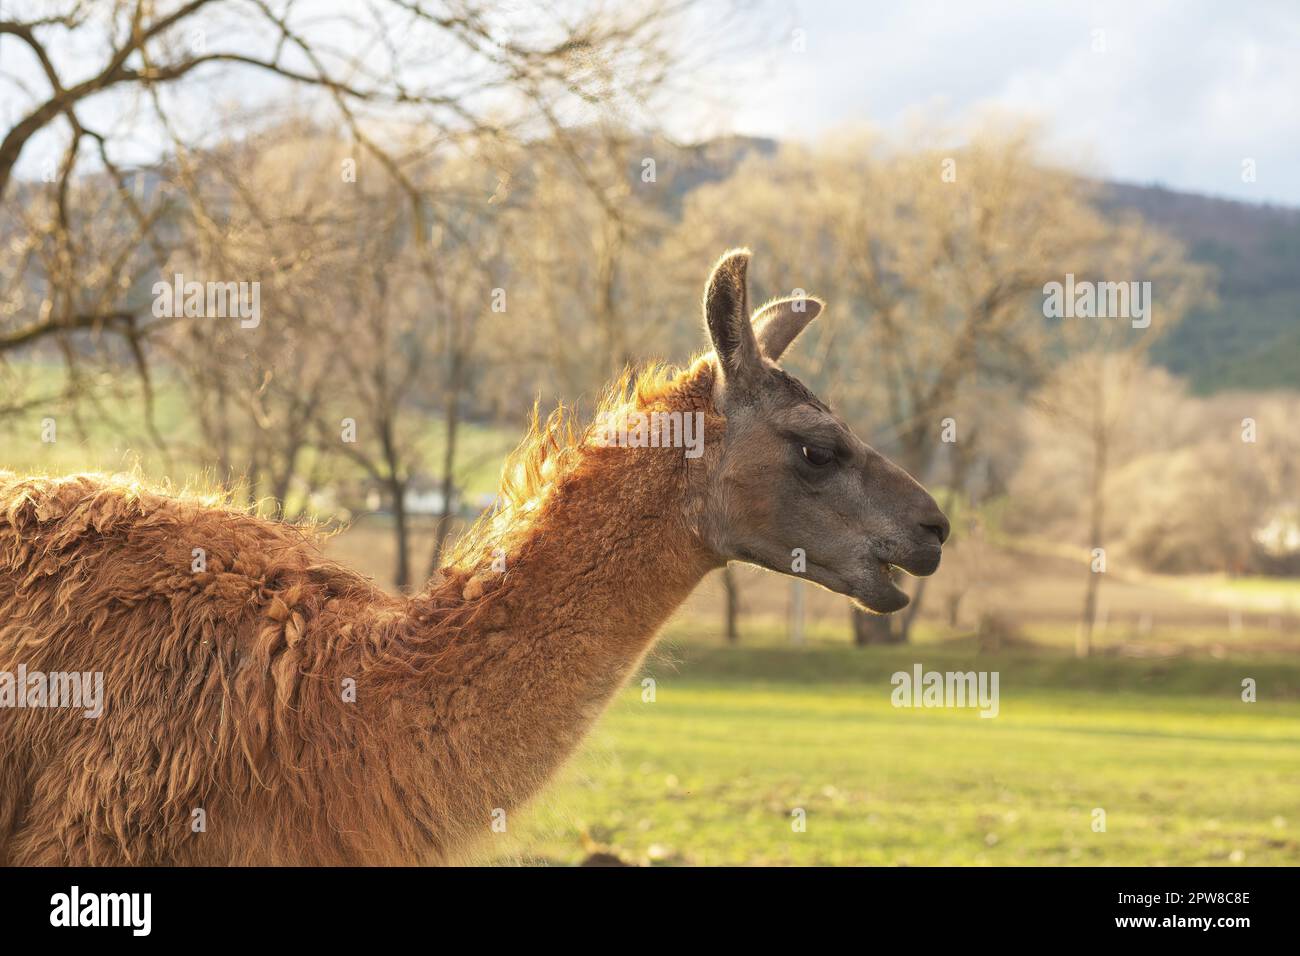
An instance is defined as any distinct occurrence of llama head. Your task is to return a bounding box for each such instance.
[697,248,949,614]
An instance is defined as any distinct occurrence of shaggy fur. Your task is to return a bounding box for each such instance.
[0,360,723,865]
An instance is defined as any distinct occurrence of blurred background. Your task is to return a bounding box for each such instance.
[1,0,1297,865]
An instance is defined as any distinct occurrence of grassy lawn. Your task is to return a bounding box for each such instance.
[485,636,1300,866]
[1161,574,1300,614]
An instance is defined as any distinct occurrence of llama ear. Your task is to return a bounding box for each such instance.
[752,295,824,361]
[703,248,762,389]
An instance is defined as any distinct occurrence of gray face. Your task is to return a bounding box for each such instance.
[698,249,948,614]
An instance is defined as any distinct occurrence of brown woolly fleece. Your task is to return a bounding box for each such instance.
[0,361,724,865]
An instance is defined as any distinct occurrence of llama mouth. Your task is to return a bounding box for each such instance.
[791,557,907,614]
[851,544,943,613]
[848,559,909,614]
[880,544,943,579]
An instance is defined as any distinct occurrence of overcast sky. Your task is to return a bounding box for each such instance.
[4,1,1296,206]
[698,0,1300,205]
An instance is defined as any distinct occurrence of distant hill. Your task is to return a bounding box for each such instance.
[1098,182,1300,393]
[654,135,1300,394]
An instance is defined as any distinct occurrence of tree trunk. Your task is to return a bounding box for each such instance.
[851,608,899,646]
[722,564,740,643]
[269,434,303,519]
[898,576,928,642]
[947,591,963,628]
[216,377,234,493]
[1078,425,1109,658]
[428,348,464,577]
[789,579,805,646]
[391,480,411,592]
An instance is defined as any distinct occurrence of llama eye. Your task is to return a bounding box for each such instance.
[801,444,835,466]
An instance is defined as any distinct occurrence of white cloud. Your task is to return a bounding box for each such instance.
[705,0,1300,205]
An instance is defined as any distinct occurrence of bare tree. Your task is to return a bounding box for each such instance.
[1026,222,1209,655]
[0,0,707,406]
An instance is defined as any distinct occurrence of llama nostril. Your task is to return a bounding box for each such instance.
[920,516,950,546]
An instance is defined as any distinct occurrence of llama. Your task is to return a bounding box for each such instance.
[0,250,948,865]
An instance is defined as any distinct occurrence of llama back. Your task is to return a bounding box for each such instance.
[0,472,408,864]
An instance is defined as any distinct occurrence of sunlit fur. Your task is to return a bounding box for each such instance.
[0,357,721,865]
[446,357,710,576]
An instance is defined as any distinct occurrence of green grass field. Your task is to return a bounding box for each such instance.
[486,633,1300,866]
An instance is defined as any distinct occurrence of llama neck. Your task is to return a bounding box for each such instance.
[406,392,720,858]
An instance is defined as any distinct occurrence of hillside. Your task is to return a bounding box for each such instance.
[1100,182,1300,392]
